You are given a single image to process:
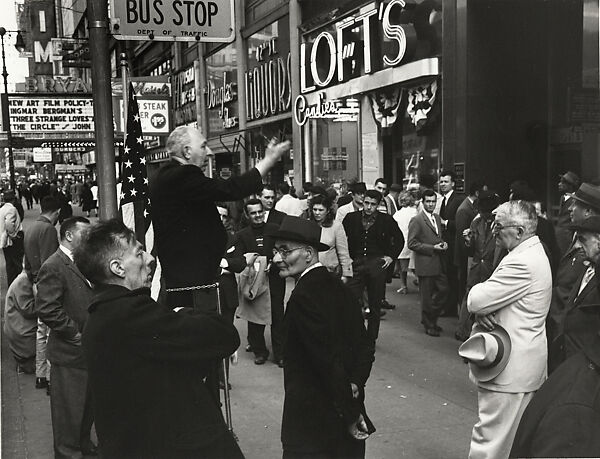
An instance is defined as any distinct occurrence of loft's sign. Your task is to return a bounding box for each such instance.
[294,93,359,126]
[205,71,238,129]
[300,0,418,94]
[245,37,292,121]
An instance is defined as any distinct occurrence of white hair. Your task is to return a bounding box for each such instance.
[166,126,194,158]
[494,200,538,236]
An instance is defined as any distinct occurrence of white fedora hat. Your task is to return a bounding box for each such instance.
[458,325,512,382]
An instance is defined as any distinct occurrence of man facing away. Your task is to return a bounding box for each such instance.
[272,216,375,458]
[466,200,552,459]
[275,182,305,216]
[407,189,449,337]
[24,195,61,392]
[75,219,243,459]
[35,217,96,458]
[149,125,289,311]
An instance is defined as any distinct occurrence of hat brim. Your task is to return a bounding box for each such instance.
[462,324,512,382]
[571,194,600,212]
[273,230,330,252]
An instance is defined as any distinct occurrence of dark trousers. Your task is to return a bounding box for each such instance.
[419,273,449,329]
[50,363,94,459]
[283,439,365,459]
[347,258,387,343]
[248,274,285,360]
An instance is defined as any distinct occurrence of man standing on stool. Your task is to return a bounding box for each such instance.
[149,126,290,311]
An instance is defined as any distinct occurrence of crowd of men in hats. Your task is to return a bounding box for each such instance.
[2,121,600,459]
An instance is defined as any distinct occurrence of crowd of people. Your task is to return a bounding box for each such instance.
[2,124,600,459]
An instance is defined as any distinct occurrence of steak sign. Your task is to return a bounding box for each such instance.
[111,0,235,42]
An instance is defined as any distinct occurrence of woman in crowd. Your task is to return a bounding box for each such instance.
[310,194,353,282]
[393,190,418,293]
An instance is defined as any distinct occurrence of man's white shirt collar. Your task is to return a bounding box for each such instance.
[442,189,454,200]
[300,262,323,279]
[59,245,73,261]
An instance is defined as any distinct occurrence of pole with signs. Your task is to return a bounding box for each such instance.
[87,0,117,219]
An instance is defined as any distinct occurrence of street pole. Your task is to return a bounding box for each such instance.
[87,0,117,219]
[0,28,16,190]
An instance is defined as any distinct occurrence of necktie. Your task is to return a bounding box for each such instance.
[440,196,447,218]
[577,265,595,297]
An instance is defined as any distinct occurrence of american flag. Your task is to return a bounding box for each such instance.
[119,83,161,298]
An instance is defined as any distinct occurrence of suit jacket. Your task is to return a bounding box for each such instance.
[407,210,446,277]
[467,236,552,393]
[384,194,398,214]
[440,191,464,250]
[550,267,600,370]
[35,249,94,368]
[24,215,59,281]
[342,211,403,261]
[282,266,375,453]
[149,161,262,293]
[510,338,600,458]
[82,284,240,458]
[454,197,477,266]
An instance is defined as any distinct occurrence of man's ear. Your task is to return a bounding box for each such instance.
[182,145,191,160]
[109,259,125,278]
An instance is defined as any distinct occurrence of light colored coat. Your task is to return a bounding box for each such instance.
[318,221,353,277]
[467,236,552,393]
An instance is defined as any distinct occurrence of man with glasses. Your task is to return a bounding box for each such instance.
[466,200,552,459]
[343,190,404,344]
[233,199,285,366]
[272,216,375,458]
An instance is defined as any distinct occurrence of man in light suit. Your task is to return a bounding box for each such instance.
[407,189,449,337]
[36,217,96,458]
[467,200,552,459]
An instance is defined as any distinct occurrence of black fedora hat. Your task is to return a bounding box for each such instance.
[572,183,600,212]
[559,171,580,187]
[272,216,330,252]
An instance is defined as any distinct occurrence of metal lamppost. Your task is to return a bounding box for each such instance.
[0,27,25,190]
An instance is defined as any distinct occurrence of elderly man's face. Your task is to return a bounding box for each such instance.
[272,241,310,278]
[186,129,214,172]
[577,231,600,263]
[120,239,156,290]
[492,214,523,251]
[569,200,592,225]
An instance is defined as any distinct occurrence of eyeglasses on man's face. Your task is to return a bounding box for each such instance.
[272,247,306,259]
[491,221,522,234]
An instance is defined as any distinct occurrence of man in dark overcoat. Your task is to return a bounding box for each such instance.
[272,216,375,458]
[35,217,96,457]
[555,171,580,256]
[75,219,243,459]
[149,125,289,311]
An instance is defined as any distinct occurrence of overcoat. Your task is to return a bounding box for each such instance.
[23,215,58,280]
[35,249,94,368]
[82,284,241,458]
[149,161,262,305]
[282,266,375,454]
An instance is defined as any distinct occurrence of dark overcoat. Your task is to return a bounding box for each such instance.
[82,284,242,459]
[510,337,600,458]
[342,211,403,261]
[282,266,375,455]
[149,161,262,305]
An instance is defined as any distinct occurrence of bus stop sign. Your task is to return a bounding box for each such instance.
[110,0,234,42]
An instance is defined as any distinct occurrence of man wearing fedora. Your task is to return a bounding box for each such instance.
[547,182,600,347]
[555,171,580,256]
[272,216,375,458]
[464,200,552,459]
[549,216,600,372]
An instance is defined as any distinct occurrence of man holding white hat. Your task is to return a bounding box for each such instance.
[462,200,552,459]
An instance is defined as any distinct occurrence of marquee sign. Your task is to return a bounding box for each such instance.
[9,96,94,133]
[294,94,360,126]
[300,0,418,94]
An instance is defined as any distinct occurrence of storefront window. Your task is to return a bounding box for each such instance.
[205,44,239,139]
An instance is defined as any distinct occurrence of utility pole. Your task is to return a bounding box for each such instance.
[87,0,117,219]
